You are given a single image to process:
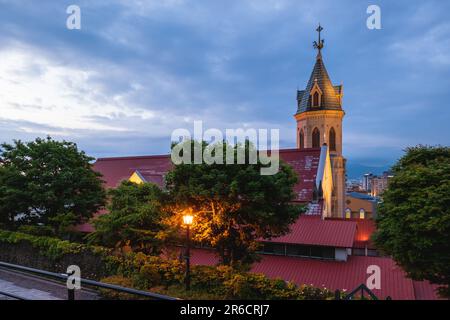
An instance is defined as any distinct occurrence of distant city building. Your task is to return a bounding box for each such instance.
[369,171,393,197]
[362,173,373,192]
[361,171,393,197]
[346,179,363,193]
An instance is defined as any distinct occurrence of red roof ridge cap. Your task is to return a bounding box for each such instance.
[278,148,321,153]
[95,154,171,162]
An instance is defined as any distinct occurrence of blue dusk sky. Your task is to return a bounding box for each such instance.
[0,0,449,178]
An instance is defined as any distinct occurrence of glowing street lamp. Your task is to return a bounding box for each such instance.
[182,212,194,291]
[183,214,193,226]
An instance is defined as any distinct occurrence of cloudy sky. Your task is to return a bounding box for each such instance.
[0,0,449,178]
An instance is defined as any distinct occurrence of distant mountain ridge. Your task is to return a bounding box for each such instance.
[346,162,392,180]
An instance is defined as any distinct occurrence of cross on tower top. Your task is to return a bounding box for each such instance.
[313,24,324,53]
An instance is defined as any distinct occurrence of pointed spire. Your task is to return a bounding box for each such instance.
[296,24,342,114]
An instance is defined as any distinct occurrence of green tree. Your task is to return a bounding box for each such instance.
[0,137,106,233]
[373,146,450,297]
[87,181,169,255]
[165,140,304,267]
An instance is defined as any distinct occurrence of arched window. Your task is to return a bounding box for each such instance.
[310,80,322,108]
[345,208,351,219]
[359,208,365,220]
[299,130,305,149]
[312,128,320,148]
[313,92,320,107]
[329,127,336,151]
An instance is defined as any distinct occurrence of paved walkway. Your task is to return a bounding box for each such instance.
[0,268,99,300]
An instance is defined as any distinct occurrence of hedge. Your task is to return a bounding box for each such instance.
[0,230,335,300]
[0,229,117,279]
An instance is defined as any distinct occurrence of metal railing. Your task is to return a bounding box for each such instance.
[0,289,30,300]
[0,261,179,300]
[334,283,392,300]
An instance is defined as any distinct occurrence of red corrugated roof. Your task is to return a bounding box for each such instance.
[92,148,321,202]
[91,148,330,246]
[413,280,442,300]
[184,248,439,300]
[265,215,357,248]
[93,154,173,189]
[80,148,321,233]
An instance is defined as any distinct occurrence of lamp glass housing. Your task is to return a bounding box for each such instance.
[183,214,193,225]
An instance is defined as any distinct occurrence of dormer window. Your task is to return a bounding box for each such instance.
[310,79,323,108]
[313,92,319,107]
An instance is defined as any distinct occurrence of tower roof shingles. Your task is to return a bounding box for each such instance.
[297,54,342,114]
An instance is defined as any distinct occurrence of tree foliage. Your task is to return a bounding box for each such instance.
[165,140,304,267]
[101,254,335,300]
[0,137,106,232]
[87,181,169,254]
[373,145,450,297]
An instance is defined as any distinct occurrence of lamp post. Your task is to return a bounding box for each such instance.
[182,213,193,291]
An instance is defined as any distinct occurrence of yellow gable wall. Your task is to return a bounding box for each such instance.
[128,171,145,184]
[345,195,376,219]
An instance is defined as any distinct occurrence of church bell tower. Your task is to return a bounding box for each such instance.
[295,25,346,218]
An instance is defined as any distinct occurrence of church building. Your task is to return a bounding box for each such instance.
[85,27,439,300]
